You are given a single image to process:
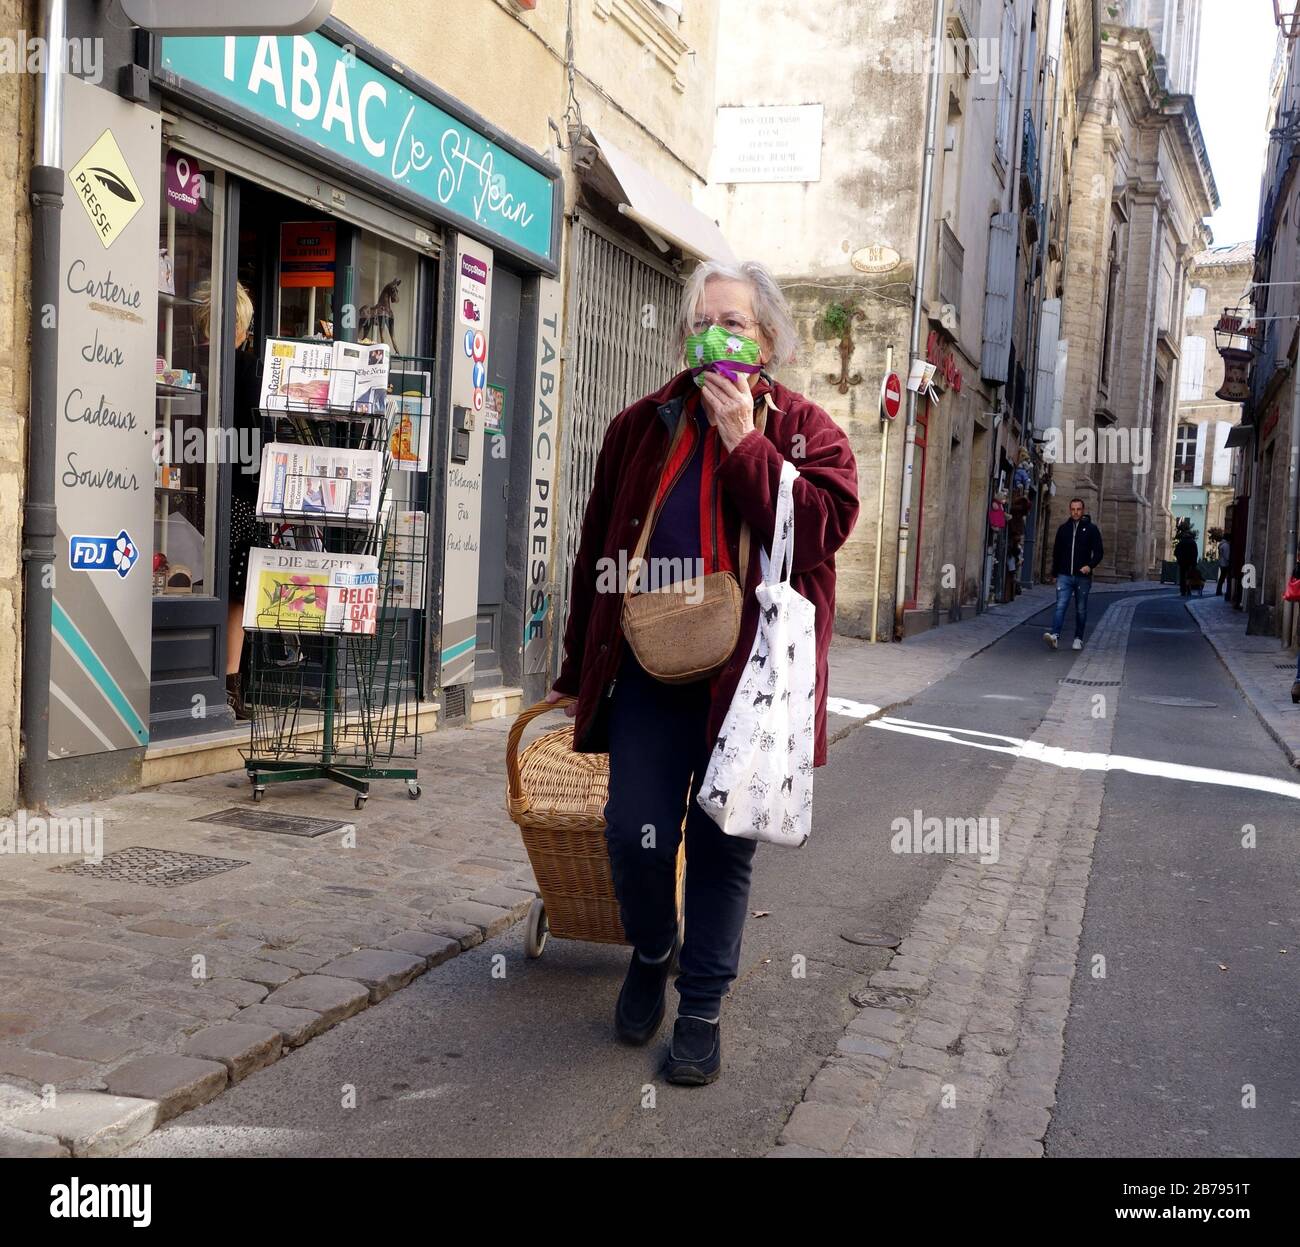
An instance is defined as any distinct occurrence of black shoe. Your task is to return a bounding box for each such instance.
[614,949,671,1045]
[1292,681,1300,705]
[664,1016,722,1085]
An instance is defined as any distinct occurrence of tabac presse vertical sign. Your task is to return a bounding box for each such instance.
[50,76,159,758]
[524,276,561,674]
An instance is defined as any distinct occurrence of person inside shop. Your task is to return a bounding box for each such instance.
[544,260,860,1086]
[192,279,260,719]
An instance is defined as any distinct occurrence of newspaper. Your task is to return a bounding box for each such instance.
[243,548,380,634]
[256,442,381,524]
[259,338,333,412]
[328,341,390,413]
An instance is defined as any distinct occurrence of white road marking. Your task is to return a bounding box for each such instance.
[868,715,1300,803]
[827,697,881,719]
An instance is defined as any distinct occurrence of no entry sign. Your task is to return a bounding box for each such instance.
[881,370,902,420]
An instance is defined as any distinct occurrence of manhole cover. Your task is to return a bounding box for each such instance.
[191,808,350,838]
[53,846,248,887]
[840,930,901,948]
[1059,678,1122,687]
[1134,695,1218,708]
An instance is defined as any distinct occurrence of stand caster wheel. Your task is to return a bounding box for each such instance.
[407,781,421,799]
[524,899,548,959]
[354,792,368,810]
[252,786,265,803]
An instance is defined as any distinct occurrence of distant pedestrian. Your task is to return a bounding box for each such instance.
[1045,498,1104,651]
[1216,533,1232,597]
[1288,559,1300,704]
[1174,524,1199,597]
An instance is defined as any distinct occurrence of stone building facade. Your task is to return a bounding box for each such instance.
[0,0,36,814]
[1051,1,1217,582]
[707,0,1098,637]
[1170,242,1252,558]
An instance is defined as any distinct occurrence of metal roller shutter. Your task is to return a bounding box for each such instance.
[553,212,682,675]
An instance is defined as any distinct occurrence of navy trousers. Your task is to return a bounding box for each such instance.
[602,652,757,1019]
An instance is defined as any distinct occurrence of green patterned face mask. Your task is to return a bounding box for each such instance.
[684,324,762,386]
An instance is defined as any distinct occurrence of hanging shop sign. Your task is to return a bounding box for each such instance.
[279,220,337,288]
[51,77,160,758]
[157,31,558,266]
[1214,347,1252,403]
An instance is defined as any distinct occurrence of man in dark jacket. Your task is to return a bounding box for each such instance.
[1045,497,1104,651]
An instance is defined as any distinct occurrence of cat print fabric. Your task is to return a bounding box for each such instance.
[697,459,816,847]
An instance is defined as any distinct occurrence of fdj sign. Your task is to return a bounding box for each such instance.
[159,33,556,264]
[70,531,139,578]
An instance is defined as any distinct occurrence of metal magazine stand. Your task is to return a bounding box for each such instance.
[241,348,433,810]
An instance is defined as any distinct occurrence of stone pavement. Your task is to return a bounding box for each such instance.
[0,580,1155,1157]
[1185,595,1300,768]
[774,592,1165,1157]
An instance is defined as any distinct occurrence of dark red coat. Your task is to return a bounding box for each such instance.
[554,368,860,766]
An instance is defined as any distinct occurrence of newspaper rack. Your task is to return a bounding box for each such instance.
[240,348,433,810]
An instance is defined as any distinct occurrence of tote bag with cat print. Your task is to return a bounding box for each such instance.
[697,459,815,846]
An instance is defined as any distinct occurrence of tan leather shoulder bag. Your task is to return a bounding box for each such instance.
[620,406,762,684]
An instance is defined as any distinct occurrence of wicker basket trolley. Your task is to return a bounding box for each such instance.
[506,697,684,959]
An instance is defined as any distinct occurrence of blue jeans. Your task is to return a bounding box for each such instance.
[603,653,757,1019]
[1051,573,1092,642]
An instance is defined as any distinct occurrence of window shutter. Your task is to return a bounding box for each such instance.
[1178,336,1205,401]
[1193,421,1207,487]
[981,211,1017,383]
[1033,298,1060,432]
[1210,421,1233,486]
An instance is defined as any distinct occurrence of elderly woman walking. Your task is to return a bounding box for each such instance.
[546,260,859,1085]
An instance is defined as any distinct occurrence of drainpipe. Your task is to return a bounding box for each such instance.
[20,0,66,808]
[894,0,947,639]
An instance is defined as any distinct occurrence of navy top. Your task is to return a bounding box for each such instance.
[645,404,709,583]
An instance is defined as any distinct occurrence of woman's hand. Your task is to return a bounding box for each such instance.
[544,688,577,717]
[698,369,756,453]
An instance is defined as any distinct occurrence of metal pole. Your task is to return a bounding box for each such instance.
[20,0,66,809]
[893,0,947,640]
[871,345,892,642]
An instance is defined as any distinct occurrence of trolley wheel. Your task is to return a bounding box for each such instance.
[407,781,421,799]
[354,792,368,811]
[252,785,265,803]
[524,899,548,959]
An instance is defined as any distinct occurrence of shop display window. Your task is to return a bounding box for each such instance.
[155,154,225,598]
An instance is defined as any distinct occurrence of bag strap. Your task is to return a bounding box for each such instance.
[624,398,767,604]
[763,459,798,586]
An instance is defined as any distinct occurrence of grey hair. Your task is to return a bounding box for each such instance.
[678,259,799,371]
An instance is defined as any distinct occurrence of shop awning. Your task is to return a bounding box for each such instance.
[1224,424,1253,448]
[583,126,738,265]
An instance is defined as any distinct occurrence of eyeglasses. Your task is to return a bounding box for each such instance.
[689,312,759,336]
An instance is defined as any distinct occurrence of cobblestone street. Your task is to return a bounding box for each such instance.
[11,581,1297,1161]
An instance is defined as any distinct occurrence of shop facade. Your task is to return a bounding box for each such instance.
[42,16,564,801]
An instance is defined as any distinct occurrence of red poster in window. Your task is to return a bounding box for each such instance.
[280,221,337,289]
